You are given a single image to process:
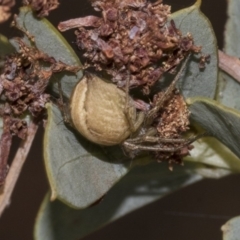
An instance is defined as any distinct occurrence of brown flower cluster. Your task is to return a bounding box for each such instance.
[0,36,80,183]
[59,0,201,94]
[0,38,78,123]
[154,89,190,138]
[23,0,59,17]
[152,88,192,168]
[0,0,15,23]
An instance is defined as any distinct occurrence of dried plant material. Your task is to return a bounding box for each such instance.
[0,0,15,23]
[152,89,192,168]
[121,86,194,169]
[0,30,80,184]
[58,0,202,94]
[23,0,59,17]
[154,89,190,138]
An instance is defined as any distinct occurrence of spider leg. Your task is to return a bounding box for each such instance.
[124,71,145,133]
[123,133,206,152]
[125,127,157,143]
[126,134,205,144]
[145,53,191,126]
[56,80,72,125]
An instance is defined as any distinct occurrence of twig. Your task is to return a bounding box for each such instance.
[218,50,240,83]
[0,121,38,217]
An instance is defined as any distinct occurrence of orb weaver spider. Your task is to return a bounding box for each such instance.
[121,54,203,160]
[66,54,203,164]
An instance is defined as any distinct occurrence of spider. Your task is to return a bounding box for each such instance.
[67,54,203,162]
[121,54,202,159]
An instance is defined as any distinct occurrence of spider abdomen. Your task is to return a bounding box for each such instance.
[70,74,136,146]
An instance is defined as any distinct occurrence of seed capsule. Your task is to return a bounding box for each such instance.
[70,74,136,146]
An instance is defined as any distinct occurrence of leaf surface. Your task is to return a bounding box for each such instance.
[188,97,240,159]
[222,216,240,240]
[185,137,240,174]
[44,103,129,208]
[0,34,15,57]
[35,162,206,240]
[158,0,218,99]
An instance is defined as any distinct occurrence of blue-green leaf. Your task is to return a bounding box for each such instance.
[34,162,206,240]
[188,97,240,159]
[44,103,129,208]
[222,216,240,240]
[158,0,218,99]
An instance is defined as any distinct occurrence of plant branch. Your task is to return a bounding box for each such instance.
[218,50,240,83]
[0,121,38,217]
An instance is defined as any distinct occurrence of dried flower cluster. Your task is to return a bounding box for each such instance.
[0,34,80,184]
[152,88,192,168]
[0,0,15,23]
[154,89,190,138]
[23,0,59,17]
[59,0,202,94]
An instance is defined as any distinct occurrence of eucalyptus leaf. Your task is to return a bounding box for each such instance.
[44,103,129,208]
[217,0,240,110]
[0,34,15,57]
[188,97,240,159]
[157,0,218,99]
[15,7,83,98]
[35,162,206,240]
[185,137,240,173]
[222,216,240,240]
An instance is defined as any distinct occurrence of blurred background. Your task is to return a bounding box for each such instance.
[1,0,240,239]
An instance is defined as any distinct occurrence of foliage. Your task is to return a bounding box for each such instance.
[1,0,240,239]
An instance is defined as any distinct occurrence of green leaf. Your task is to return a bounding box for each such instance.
[185,137,240,174]
[217,0,240,109]
[0,34,15,71]
[34,162,207,240]
[0,34,15,57]
[188,97,240,159]
[44,103,129,208]
[222,216,240,240]
[159,0,218,99]
[15,7,83,98]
